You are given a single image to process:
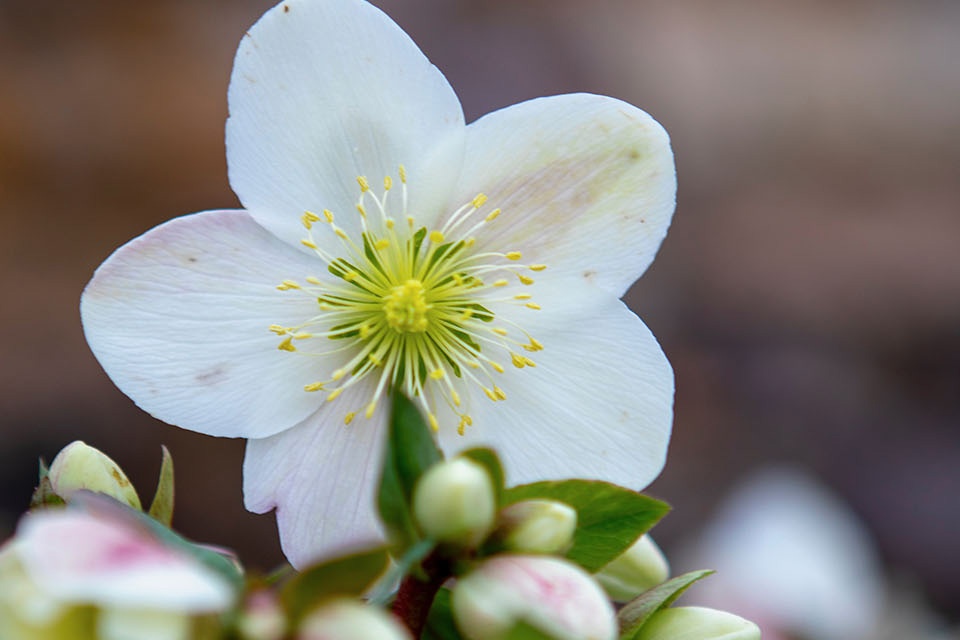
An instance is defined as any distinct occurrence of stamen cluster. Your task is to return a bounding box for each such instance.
[270,168,546,433]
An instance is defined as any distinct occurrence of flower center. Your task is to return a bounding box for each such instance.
[384,280,430,333]
[271,167,544,434]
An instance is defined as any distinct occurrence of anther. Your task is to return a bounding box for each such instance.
[505,252,522,261]
[357,176,370,192]
[429,230,445,244]
[304,382,325,392]
[278,337,296,352]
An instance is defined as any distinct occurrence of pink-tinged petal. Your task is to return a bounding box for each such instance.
[81,210,330,439]
[448,93,675,297]
[438,278,673,491]
[227,0,465,250]
[15,510,232,612]
[243,380,387,568]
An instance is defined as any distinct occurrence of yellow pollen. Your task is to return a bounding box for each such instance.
[523,356,537,367]
[525,302,541,310]
[335,228,348,239]
[384,176,393,190]
[430,368,445,380]
[304,382,325,392]
[386,218,395,230]
[398,164,407,183]
[494,386,506,400]
[344,412,356,425]
[428,414,439,432]
[375,238,390,250]
[451,390,461,406]
[491,362,505,374]
[359,323,372,339]
[429,230,445,244]
[365,402,377,419]
[332,369,347,381]
[269,324,288,335]
[493,279,509,287]
[277,280,300,291]
[484,387,498,401]
[356,204,367,217]
[524,338,544,352]
[485,208,501,222]
[301,239,318,249]
[306,276,322,285]
[530,264,547,272]
[492,327,508,336]
[513,294,532,300]
[357,176,370,192]
[292,332,313,340]
[511,352,526,368]
[327,388,344,402]
[323,209,334,222]
[278,337,296,352]
[383,279,430,333]
[472,193,488,208]
[505,252,522,261]
[518,275,535,285]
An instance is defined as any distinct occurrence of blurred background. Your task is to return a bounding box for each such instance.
[1,0,957,636]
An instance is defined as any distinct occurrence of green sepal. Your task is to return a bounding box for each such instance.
[617,570,715,640]
[421,588,464,640]
[458,448,505,508]
[368,538,436,606]
[147,445,175,526]
[377,390,443,550]
[504,480,669,571]
[29,458,65,509]
[281,546,391,625]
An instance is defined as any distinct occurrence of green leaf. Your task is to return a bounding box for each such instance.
[378,390,444,549]
[459,448,505,507]
[368,538,436,606]
[422,589,465,640]
[148,445,175,526]
[281,546,391,625]
[504,480,669,571]
[617,570,715,640]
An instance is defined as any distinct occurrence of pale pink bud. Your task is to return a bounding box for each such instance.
[633,606,761,640]
[496,500,577,555]
[595,535,669,602]
[452,555,617,640]
[297,599,411,640]
[47,441,141,510]
[413,458,495,546]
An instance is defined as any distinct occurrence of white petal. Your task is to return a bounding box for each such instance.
[439,279,673,491]
[448,93,675,297]
[227,0,465,250]
[243,381,387,568]
[81,210,332,439]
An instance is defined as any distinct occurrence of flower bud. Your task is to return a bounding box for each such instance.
[633,606,761,640]
[297,599,411,640]
[595,535,669,602]
[236,590,286,640]
[452,555,617,640]
[47,441,141,510]
[413,458,495,546]
[496,499,577,554]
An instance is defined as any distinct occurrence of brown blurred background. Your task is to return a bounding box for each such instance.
[1,0,958,625]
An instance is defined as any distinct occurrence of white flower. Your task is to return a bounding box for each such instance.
[0,508,234,640]
[81,0,676,567]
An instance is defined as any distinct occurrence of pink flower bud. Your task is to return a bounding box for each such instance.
[452,555,617,640]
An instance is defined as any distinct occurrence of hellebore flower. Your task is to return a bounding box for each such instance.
[81,0,676,567]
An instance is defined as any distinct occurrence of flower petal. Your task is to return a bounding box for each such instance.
[81,210,332,439]
[243,381,387,568]
[227,0,465,250]
[438,278,673,491]
[448,93,675,297]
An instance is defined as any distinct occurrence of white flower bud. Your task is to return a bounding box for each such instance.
[297,599,411,640]
[595,535,669,602]
[413,458,495,546]
[452,555,617,640]
[47,441,142,510]
[236,590,286,640]
[496,499,577,554]
[634,606,761,640]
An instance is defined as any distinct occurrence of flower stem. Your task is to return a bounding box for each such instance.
[391,552,448,637]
